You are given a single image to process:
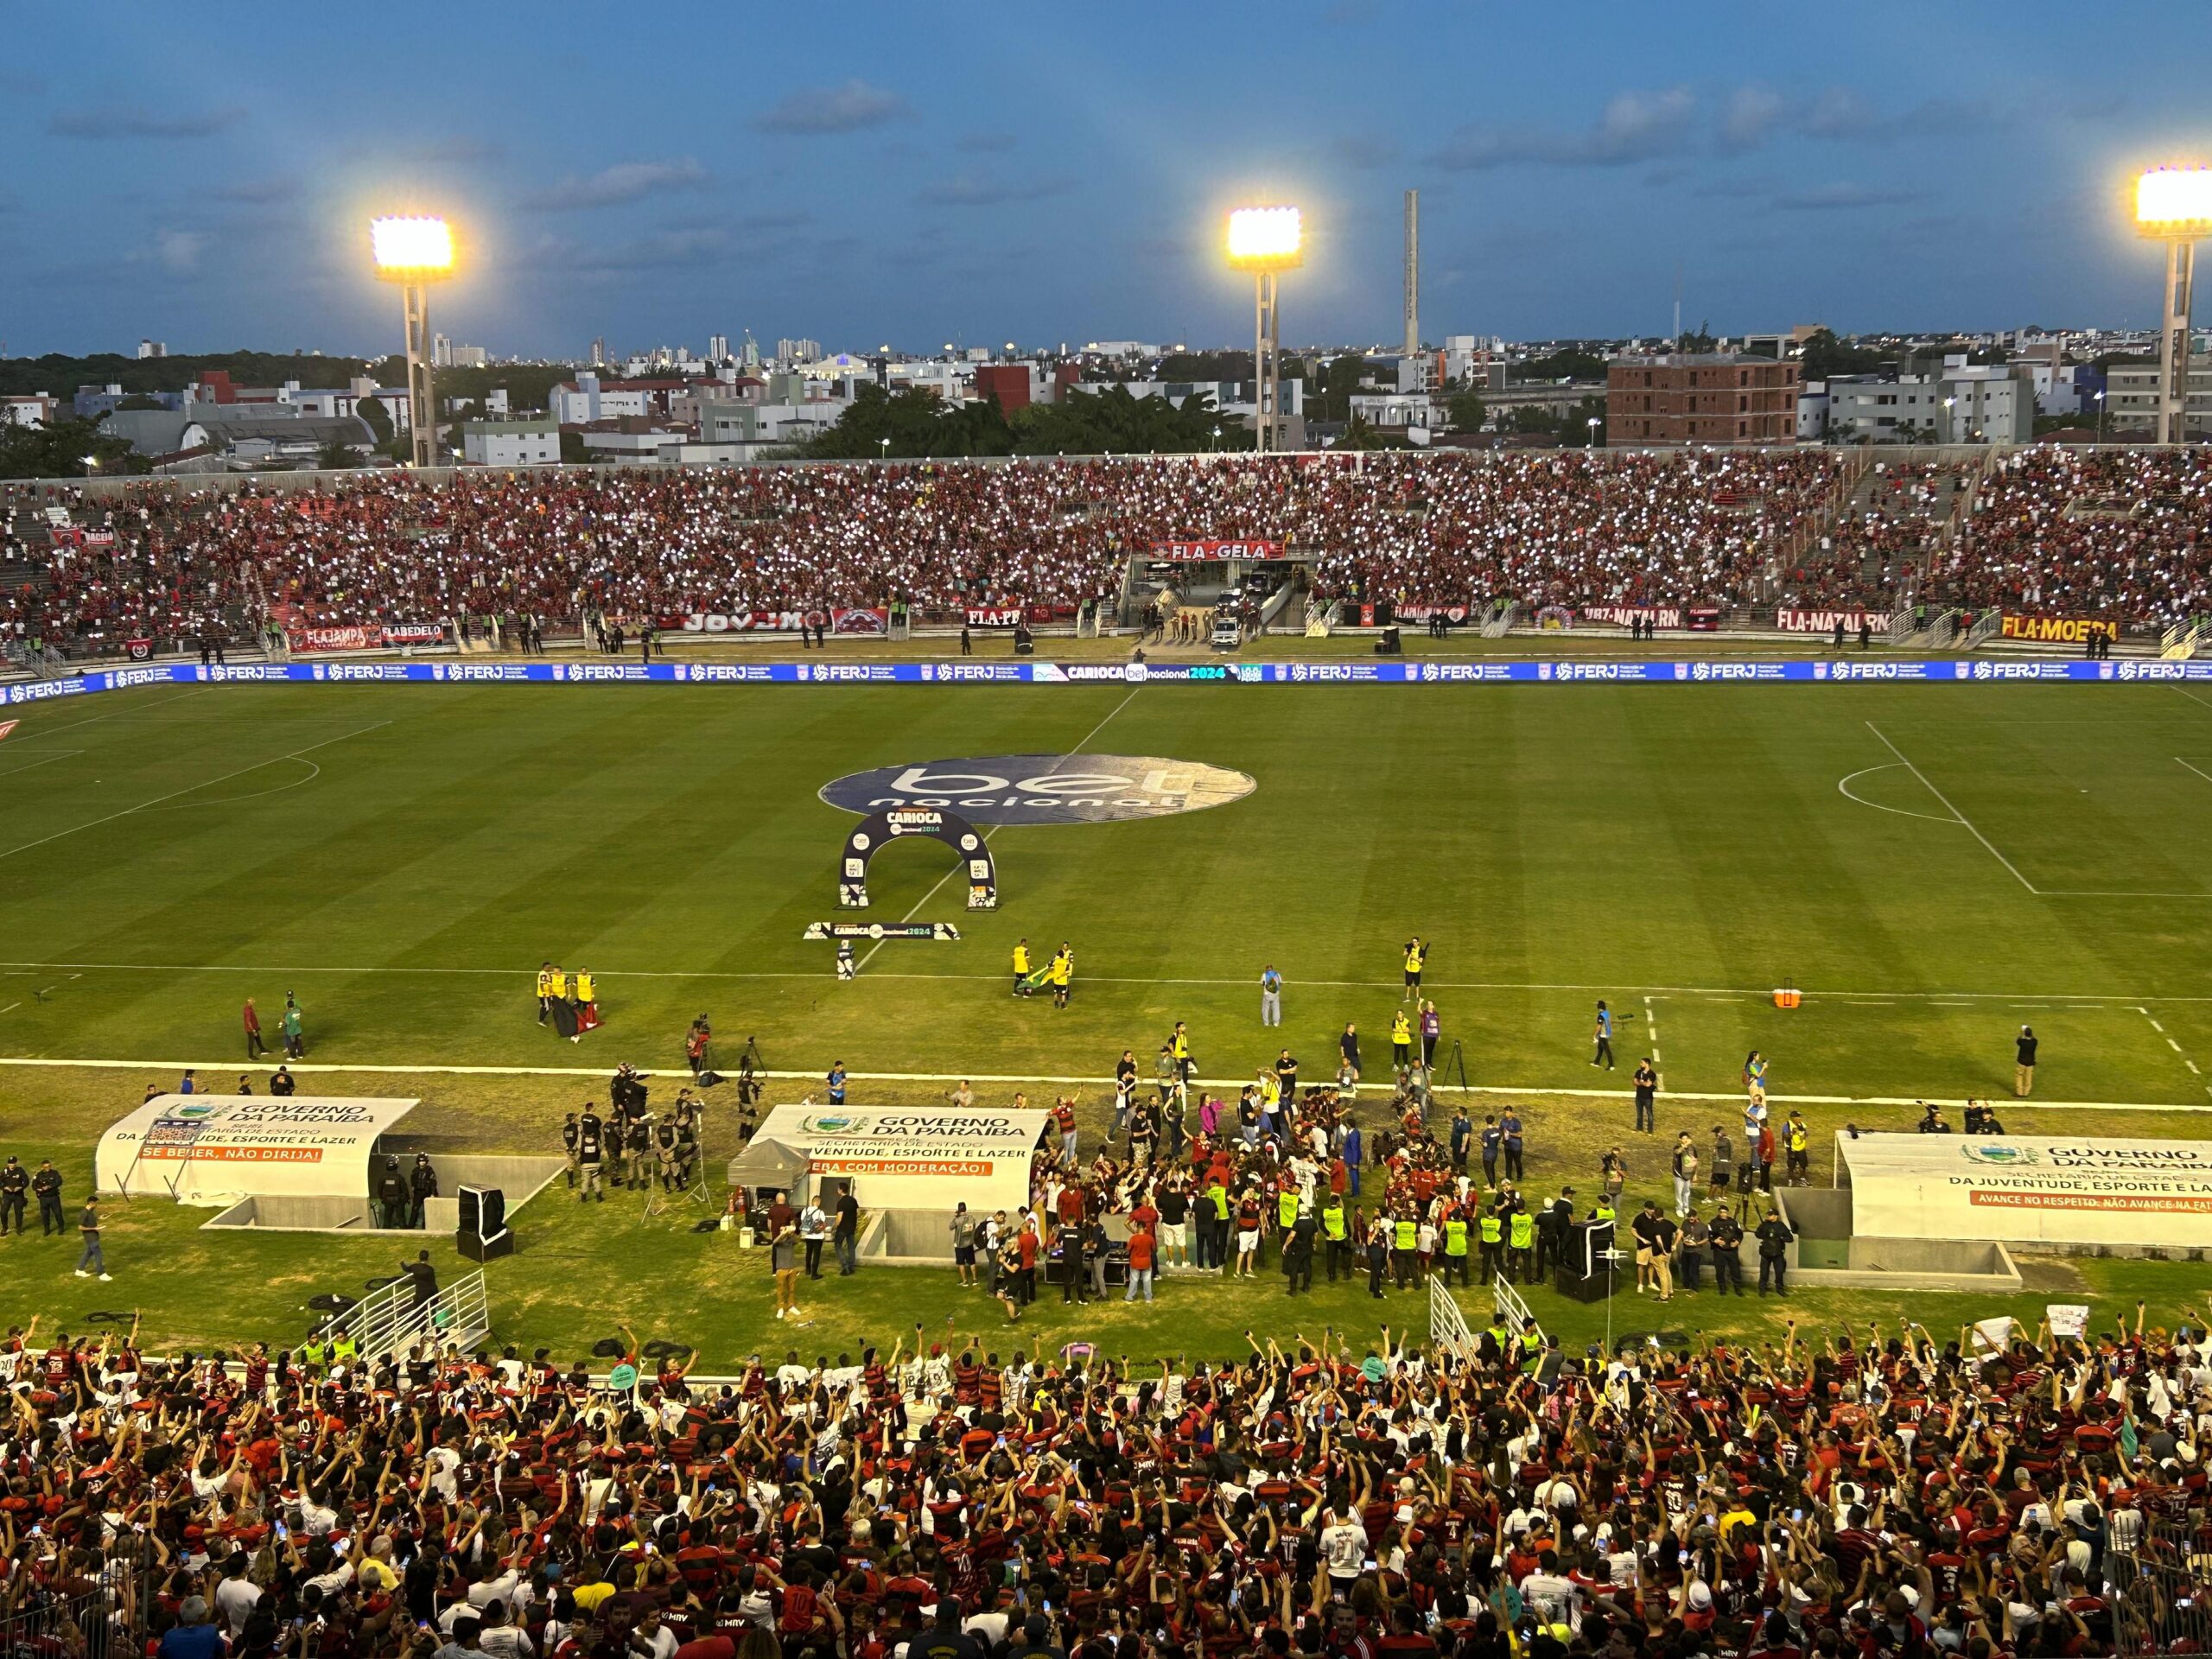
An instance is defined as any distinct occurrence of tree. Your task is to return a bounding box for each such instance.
[1445,392,1488,433]
[801,383,1015,461]
[116,393,167,411]
[1795,329,1887,383]
[559,429,590,465]
[0,415,145,480]
[1677,319,1718,353]
[1516,347,1610,383]
[1335,414,1404,451]
[315,440,360,471]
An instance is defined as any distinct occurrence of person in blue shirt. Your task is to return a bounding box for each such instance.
[1449,1109,1472,1172]
[826,1063,848,1106]
[1500,1109,1525,1182]
[177,1068,196,1096]
[1591,1001,1615,1070]
[1339,1119,1363,1196]
[1479,1116,1503,1186]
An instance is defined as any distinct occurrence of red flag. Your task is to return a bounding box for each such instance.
[0,721,16,743]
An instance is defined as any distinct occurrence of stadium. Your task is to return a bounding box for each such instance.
[7,12,2212,1657]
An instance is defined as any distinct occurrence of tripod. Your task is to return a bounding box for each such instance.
[1438,1039,1471,1096]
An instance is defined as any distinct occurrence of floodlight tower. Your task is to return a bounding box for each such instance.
[1227,206,1303,453]
[2135,168,2212,446]
[370,216,455,467]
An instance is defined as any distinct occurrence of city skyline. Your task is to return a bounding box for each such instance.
[5,0,2209,359]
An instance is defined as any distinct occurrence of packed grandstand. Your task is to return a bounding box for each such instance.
[12,1295,2212,1659]
[3,445,2209,655]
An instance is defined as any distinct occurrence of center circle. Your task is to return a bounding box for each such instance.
[818,754,1256,825]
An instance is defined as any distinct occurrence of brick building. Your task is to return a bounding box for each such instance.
[1606,353,1802,446]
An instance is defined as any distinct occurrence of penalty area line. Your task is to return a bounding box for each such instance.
[0,1052,2209,1115]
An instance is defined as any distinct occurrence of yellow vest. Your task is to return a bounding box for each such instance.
[550,970,570,999]
[1013,945,1030,975]
[1394,1217,1416,1249]
[1405,944,1424,972]
[536,970,552,996]
[1392,1014,1411,1044]
[575,973,595,1002]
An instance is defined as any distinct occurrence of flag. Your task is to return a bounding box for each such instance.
[0,721,16,743]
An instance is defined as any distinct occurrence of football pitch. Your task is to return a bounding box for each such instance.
[3,672,2212,1358]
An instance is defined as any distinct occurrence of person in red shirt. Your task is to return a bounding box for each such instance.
[1125,1224,1156,1303]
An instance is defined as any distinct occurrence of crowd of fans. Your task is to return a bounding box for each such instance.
[1929,448,2212,626]
[8,1267,2212,1659]
[10,445,2209,655]
[2,450,1844,649]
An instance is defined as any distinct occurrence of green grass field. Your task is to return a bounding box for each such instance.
[3,674,2211,1363]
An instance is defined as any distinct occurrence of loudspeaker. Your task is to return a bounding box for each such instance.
[1553,1221,1618,1304]
[457,1185,512,1262]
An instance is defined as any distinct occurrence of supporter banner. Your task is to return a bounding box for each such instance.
[1147,539,1283,561]
[124,639,153,662]
[830,607,889,636]
[79,528,117,549]
[1686,607,1722,632]
[2000,613,2120,644]
[1395,603,1474,625]
[96,1093,420,1205]
[286,624,445,653]
[14,658,2212,705]
[1583,606,1683,630]
[1777,607,1875,633]
[966,607,1024,628]
[746,1103,1049,1212]
[680,612,809,632]
[1842,1132,2212,1249]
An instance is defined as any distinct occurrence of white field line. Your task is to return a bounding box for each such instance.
[853,685,1142,973]
[0,960,2209,1003]
[2178,758,2212,787]
[1836,762,1958,823]
[2134,1004,2212,1100]
[0,750,81,779]
[1863,721,2037,892]
[0,721,391,863]
[0,685,206,746]
[0,1051,2207,1115]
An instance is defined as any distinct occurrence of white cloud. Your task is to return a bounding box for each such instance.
[523,158,709,212]
[752,79,908,136]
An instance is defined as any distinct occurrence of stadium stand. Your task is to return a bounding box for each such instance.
[9,1294,2208,1659]
[6,445,2211,657]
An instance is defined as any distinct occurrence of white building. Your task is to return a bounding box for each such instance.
[1825,377,1947,443]
[1,394,55,429]
[1350,391,1441,431]
[548,373,651,424]
[2106,357,2212,438]
[137,339,166,359]
[1935,365,2032,444]
[461,417,561,467]
[708,334,729,363]
[1796,381,1829,442]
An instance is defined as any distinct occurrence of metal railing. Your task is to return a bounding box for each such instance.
[1961,610,2004,651]
[1481,599,1519,638]
[0,1543,156,1659]
[1492,1270,1546,1349]
[2104,1510,2212,1654]
[318,1266,490,1360]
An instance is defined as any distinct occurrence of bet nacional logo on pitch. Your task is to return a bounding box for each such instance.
[819,755,1255,825]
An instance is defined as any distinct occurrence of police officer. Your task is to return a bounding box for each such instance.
[1285,1202,1316,1295]
[672,1100,700,1190]
[576,1104,606,1202]
[31,1160,62,1236]
[561,1112,582,1188]
[1708,1205,1745,1295]
[626,1109,653,1190]
[374,1158,409,1230]
[0,1156,27,1236]
[1365,1213,1390,1299]
[409,1153,438,1229]
[1756,1205,1796,1295]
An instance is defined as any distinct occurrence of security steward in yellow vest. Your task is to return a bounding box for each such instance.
[1508,1205,1535,1282]
[1442,1211,1471,1286]
[1391,1212,1418,1288]
[1011,939,1031,996]
[1478,1207,1504,1281]
[1322,1195,1351,1281]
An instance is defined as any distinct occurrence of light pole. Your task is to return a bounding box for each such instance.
[370,216,454,468]
[2095,389,2107,443]
[1942,396,1956,446]
[81,454,99,478]
[1211,424,1222,453]
[2137,168,2212,445]
[879,436,891,461]
[1586,415,1601,448]
[1227,206,1303,454]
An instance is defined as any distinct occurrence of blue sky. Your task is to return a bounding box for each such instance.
[4,1,2207,360]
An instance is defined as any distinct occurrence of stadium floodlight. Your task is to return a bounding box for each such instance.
[2134,167,2210,445]
[370,215,455,468]
[1226,205,1303,453]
